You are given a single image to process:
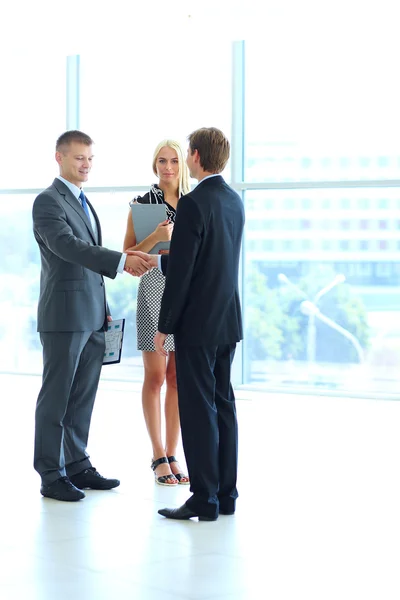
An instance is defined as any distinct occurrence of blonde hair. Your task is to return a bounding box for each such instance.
[152,139,190,197]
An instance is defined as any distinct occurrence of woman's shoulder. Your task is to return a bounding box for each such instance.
[129,191,151,206]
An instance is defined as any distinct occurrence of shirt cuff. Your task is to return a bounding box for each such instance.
[117,253,127,274]
[157,255,162,270]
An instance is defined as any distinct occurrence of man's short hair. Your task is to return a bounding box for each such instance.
[187,127,230,173]
[56,130,94,152]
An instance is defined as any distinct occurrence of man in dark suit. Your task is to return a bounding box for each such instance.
[33,130,151,501]
[153,127,245,521]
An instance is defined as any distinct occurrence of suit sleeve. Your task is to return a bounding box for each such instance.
[158,194,203,334]
[33,192,122,279]
[160,254,168,275]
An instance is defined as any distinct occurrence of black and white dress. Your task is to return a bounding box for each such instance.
[131,185,177,352]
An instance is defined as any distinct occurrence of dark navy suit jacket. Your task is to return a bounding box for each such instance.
[158,175,244,346]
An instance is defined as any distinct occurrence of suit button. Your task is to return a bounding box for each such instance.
[100,282,103,287]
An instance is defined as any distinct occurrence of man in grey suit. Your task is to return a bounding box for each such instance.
[33,130,150,501]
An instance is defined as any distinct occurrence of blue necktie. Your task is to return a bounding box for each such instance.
[79,190,90,220]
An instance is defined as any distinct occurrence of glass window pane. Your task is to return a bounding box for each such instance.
[0,194,42,373]
[0,53,66,188]
[79,43,232,187]
[245,31,400,182]
[243,188,400,395]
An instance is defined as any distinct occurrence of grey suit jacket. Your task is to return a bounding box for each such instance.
[33,178,122,333]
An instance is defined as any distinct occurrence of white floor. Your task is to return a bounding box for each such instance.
[1,375,400,600]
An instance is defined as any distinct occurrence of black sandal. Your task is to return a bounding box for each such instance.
[167,455,190,485]
[151,457,178,486]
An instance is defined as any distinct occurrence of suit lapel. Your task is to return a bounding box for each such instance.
[53,178,97,244]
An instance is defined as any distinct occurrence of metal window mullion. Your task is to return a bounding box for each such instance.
[233,179,400,190]
[3,178,400,196]
[66,55,80,130]
[231,40,246,387]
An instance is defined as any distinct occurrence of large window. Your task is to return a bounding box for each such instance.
[245,29,400,183]
[2,38,400,398]
[79,42,232,187]
[243,188,400,395]
[0,194,41,373]
[0,53,66,374]
[79,43,233,381]
[0,54,66,188]
[243,30,400,396]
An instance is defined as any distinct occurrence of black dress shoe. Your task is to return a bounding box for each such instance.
[158,503,217,521]
[69,467,120,490]
[40,477,85,501]
[219,509,235,515]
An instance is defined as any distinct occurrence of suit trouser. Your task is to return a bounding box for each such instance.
[34,330,105,484]
[174,342,238,519]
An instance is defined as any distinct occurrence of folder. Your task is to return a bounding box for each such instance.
[103,318,125,365]
[130,203,169,255]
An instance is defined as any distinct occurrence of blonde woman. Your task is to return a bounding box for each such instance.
[123,140,190,486]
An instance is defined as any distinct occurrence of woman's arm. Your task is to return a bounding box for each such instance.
[122,211,172,253]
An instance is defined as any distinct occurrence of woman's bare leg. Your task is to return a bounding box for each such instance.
[164,352,189,482]
[142,351,176,483]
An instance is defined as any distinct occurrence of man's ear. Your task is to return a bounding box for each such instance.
[55,151,62,166]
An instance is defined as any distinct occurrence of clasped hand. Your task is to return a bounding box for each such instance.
[124,251,157,276]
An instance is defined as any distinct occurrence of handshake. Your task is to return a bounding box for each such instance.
[124,251,159,276]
